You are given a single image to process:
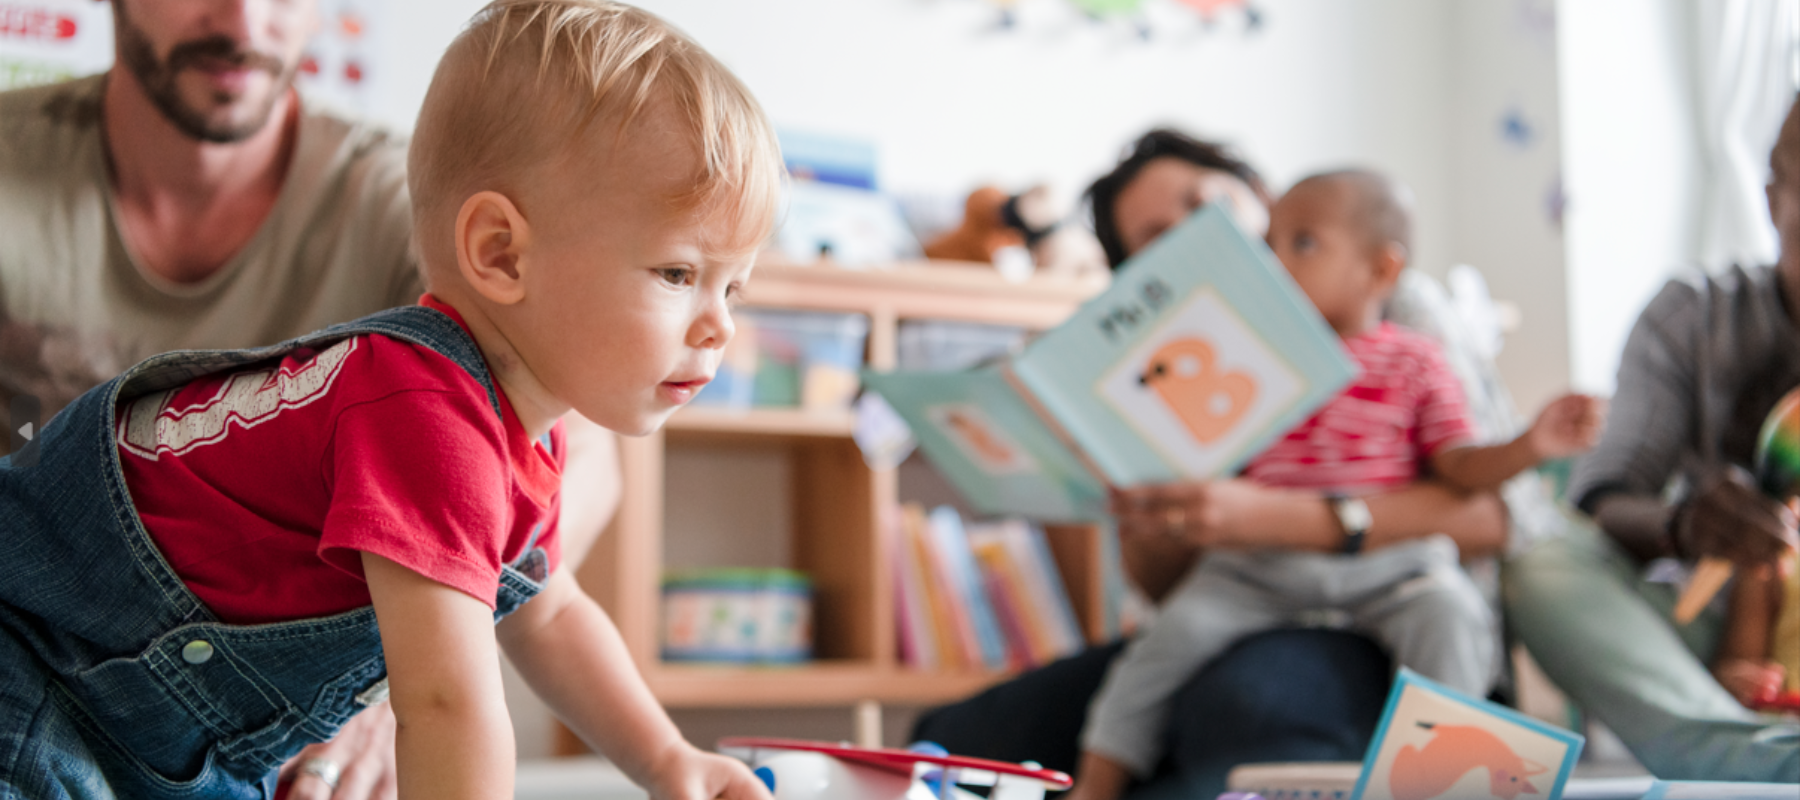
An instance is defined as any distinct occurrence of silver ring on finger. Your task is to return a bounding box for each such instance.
[299,757,341,791]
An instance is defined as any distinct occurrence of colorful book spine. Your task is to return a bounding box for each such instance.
[905,504,970,669]
[928,506,1011,670]
[1009,520,1086,659]
[970,536,1041,669]
[891,505,937,670]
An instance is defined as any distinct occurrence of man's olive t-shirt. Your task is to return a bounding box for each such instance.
[0,74,423,430]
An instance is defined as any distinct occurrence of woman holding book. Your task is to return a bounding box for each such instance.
[912,128,1509,800]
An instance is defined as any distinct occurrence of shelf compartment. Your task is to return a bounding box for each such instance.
[646,662,1011,708]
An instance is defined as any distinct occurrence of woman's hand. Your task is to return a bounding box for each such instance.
[1111,479,1298,550]
[644,742,772,800]
[276,703,398,800]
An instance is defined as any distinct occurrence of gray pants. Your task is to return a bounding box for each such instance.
[1082,535,1496,776]
[1504,525,1799,781]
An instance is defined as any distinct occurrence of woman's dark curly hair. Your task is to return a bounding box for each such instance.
[1086,128,1272,269]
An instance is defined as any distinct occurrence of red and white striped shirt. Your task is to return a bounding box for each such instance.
[1242,322,1475,494]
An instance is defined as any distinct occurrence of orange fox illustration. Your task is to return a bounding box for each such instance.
[1138,337,1256,444]
[1389,722,1548,800]
[943,409,1018,466]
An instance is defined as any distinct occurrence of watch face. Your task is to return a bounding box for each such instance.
[1337,497,1373,533]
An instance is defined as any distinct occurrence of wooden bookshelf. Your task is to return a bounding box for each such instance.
[560,259,1107,753]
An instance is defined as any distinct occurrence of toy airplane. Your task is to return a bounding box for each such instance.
[718,737,1072,800]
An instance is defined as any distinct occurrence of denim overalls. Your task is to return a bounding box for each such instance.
[0,307,549,799]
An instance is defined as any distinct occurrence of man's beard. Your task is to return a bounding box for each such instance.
[115,11,295,144]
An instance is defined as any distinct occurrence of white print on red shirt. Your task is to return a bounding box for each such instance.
[117,338,359,460]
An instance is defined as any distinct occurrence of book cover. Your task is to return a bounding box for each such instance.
[864,203,1357,519]
[1351,669,1584,800]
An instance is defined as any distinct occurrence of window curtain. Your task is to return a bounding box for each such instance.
[1692,0,1800,271]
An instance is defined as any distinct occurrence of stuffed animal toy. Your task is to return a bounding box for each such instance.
[925,185,1107,280]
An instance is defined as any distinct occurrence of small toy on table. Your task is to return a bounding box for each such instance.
[718,737,1071,800]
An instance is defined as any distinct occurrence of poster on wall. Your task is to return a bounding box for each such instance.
[300,0,381,115]
[0,0,113,90]
[0,0,381,116]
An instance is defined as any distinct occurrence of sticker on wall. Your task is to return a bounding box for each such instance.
[1173,0,1262,32]
[1543,173,1565,232]
[1497,105,1536,151]
[970,0,1266,44]
[297,0,380,115]
[0,0,114,90]
[1512,0,1556,51]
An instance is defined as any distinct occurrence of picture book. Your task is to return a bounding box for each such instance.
[862,203,1357,520]
[1351,669,1584,800]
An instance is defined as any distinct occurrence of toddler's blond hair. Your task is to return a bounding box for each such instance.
[409,0,782,273]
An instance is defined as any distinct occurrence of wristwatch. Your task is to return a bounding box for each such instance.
[1329,495,1373,554]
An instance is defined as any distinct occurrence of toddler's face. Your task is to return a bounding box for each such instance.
[1266,182,1387,336]
[507,101,755,436]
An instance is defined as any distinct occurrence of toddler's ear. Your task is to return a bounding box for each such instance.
[455,191,532,306]
[1373,241,1408,285]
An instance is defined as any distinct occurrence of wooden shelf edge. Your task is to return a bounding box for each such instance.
[645,663,1012,708]
[667,407,857,438]
[750,260,1108,304]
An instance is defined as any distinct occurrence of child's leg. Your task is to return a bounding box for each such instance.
[1081,555,1287,780]
[1342,538,1497,697]
[1714,568,1786,707]
[0,633,110,800]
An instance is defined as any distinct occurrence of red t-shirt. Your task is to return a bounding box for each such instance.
[118,297,563,624]
[1242,322,1475,494]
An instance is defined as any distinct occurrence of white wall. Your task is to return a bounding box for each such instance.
[1445,0,1569,412]
[1556,0,1702,394]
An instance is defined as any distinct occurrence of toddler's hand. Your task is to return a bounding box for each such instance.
[1526,393,1607,460]
[1714,657,1787,709]
[646,743,771,800]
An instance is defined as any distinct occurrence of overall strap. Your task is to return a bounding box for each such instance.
[114,305,503,419]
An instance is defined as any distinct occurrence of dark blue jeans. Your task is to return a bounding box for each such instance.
[910,628,1391,800]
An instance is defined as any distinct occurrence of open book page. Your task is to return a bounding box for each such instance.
[862,365,1107,520]
[1012,203,1357,486]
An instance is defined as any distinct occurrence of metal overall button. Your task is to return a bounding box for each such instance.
[181,640,215,665]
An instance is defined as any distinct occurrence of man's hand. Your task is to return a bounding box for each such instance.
[1674,467,1800,569]
[644,743,772,800]
[1525,393,1607,460]
[276,702,398,800]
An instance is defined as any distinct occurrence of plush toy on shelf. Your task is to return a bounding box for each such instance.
[923,185,1107,281]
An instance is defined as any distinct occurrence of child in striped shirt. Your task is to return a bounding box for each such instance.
[1067,169,1605,800]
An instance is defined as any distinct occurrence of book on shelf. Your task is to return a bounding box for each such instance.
[893,504,1084,671]
[966,518,1084,667]
[862,204,1357,520]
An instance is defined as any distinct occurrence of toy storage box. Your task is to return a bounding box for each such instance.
[694,309,870,410]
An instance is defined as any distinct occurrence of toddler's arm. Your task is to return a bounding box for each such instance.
[1430,393,1606,493]
[496,568,769,800]
[1063,752,1132,800]
[363,552,516,800]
